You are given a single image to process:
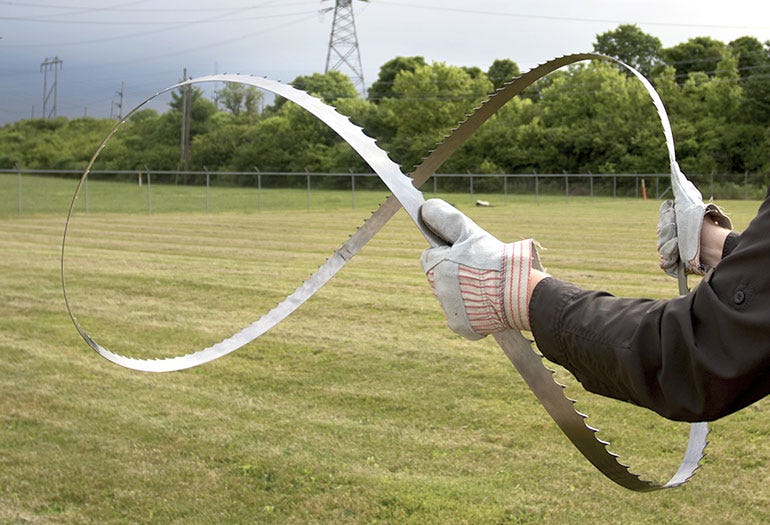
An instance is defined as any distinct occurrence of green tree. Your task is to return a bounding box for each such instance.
[169,86,217,135]
[687,54,745,173]
[190,111,249,172]
[728,36,767,78]
[377,61,493,171]
[229,114,294,174]
[440,96,536,177]
[655,55,746,174]
[265,70,358,115]
[662,36,727,82]
[728,36,770,125]
[461,66,484,79]
[215,83,263,118]
[231,94,359,175]
[0,117,115,170]
[367,56,426,103]
[487,58,521,90]
[593,24,663,77]
[291,70,358,102]
[741,72,770,125]
[110,109,180,170]
[526,62,666,174]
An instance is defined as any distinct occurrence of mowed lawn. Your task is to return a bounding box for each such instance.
[1,176,768,523]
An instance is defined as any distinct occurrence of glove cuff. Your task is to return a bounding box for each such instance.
[704,203,732,230]
[501,239,539,331]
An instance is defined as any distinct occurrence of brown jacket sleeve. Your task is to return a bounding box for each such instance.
[530,194,770,422]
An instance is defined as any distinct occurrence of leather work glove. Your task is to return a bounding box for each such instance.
[420,199,542,340]
[657,198,732,277]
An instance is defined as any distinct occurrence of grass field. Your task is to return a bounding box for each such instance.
[1,175,768,523]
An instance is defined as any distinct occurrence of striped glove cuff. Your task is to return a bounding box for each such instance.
[436,239,537,335]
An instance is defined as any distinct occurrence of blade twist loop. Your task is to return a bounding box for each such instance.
[62,54,707,491]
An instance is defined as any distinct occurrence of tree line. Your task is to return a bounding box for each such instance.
[2,25,770,195]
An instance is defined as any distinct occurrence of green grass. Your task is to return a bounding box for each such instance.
[1,176,768,523]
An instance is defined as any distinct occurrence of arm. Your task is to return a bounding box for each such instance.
[530,198,770,422]
[421,196,768,422]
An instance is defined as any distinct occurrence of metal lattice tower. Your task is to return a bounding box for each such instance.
[40,56,62,119]
[324,0,367,97]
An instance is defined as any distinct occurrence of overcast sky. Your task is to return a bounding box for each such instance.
[2,0,770,124]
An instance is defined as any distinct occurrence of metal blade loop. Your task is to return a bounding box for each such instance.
[63,55,707,491]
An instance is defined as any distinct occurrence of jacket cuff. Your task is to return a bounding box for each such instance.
[529,276,582,367]
[722,231,740,259]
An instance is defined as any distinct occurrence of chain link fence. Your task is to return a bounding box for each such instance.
[2,168,767,216]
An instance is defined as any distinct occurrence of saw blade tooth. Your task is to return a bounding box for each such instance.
[546,373,570,391]
[617,459,634,470]
[574,409,590,420]
[599,445,626,464]
[584,423,601,434]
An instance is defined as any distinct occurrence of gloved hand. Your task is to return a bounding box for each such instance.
[419,199,542,340]
[657,199,732,276]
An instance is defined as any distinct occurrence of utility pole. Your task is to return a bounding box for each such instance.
[40,56,63,119]
[114,81,125,120]
[324,0,367,97]
[180,68,191,172]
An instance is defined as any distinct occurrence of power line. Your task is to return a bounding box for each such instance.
[375,0,770,31]
[0,0,314,14]
[80,11,320,71]
[6,0,769,32]
[2,1,153,20]
[0,8,318,26]
[5,9,320,49]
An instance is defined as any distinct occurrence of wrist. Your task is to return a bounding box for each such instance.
[700,217,731,270]
[529,269,549,301]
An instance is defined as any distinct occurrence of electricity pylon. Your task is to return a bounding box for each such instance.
[40,56,62,119]
[323,0,367,97]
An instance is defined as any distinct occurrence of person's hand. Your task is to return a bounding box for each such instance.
[657,199,732,276]
[419,199,542,340]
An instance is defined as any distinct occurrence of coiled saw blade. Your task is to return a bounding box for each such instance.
[62,53,707,491]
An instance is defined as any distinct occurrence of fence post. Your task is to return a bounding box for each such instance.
[16,163,22,216]
[503,174,508,203]
[655,176,659,199]
[710,170,714,199]
[535,173,539,205]
[351,171,356,209]
[254,167,262,213]
[305,168,311,211]
[145,166,152,215]
[205,168,210,213]
[469,174,474,203]
[745,170,749,199]
[635,176,639,198]
[565,174,569,201]
[433,174,437,195]
[613,175,617,198]
[588,171,593,199]
[84,173,89,215]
